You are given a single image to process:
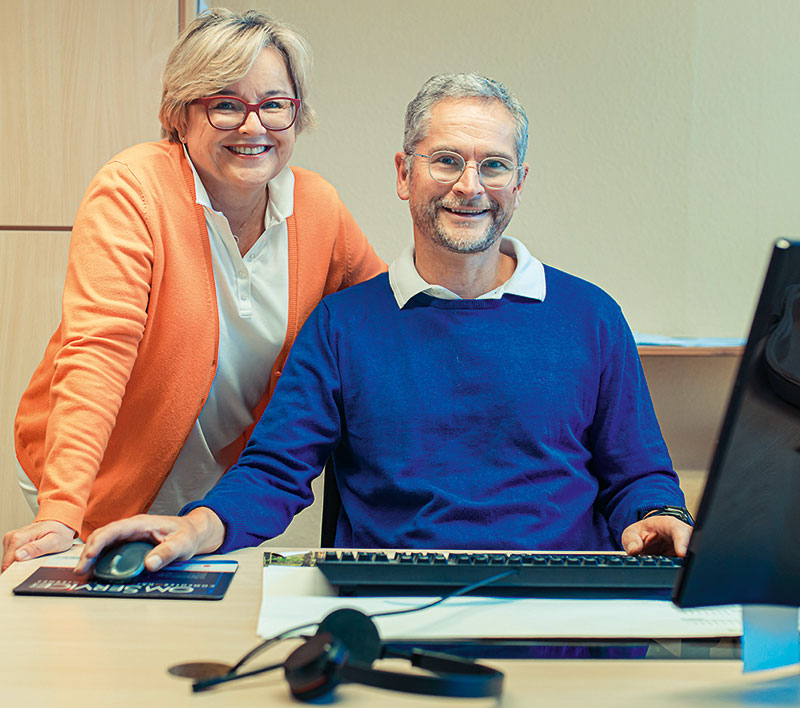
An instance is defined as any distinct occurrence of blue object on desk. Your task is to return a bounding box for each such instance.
[13,558,238,600]
[634,333,746,347]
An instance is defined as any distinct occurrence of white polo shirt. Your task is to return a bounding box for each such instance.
[149,155,293,514]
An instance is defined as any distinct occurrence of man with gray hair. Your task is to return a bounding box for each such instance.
[77,74,692,574]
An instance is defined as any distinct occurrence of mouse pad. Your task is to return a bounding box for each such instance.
[13,558,238,600]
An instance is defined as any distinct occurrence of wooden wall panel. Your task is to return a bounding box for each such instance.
[0,0,178,226]
[0,231,71,534]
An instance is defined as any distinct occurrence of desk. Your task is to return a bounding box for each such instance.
[2,546,800,708]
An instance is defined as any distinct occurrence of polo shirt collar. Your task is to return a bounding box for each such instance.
[388,236,546,309]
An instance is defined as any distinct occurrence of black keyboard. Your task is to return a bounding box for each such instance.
[315,551,683,598]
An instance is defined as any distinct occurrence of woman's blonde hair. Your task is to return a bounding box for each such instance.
[159,8,316,142]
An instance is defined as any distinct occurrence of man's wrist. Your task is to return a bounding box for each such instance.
[185,507,226,553]
[639,505,694,525]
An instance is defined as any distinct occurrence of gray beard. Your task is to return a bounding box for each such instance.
[412,196,510,254]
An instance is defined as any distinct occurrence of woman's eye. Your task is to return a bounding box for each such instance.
[260,99,291,112]
[209,99,241,112]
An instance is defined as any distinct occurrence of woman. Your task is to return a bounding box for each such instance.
[2,8,384,571]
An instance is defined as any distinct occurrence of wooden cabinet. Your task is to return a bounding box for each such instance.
[639,348,742,516]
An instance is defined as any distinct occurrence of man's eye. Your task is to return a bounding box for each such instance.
[432,154,460,167]
[482,159,512,172]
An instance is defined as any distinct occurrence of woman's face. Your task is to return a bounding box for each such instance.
[183,46,298,205]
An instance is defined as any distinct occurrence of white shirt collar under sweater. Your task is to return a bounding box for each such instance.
[388,236,546,309]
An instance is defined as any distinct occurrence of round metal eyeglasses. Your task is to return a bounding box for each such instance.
[412,150,521,189]
[193,95,301,131]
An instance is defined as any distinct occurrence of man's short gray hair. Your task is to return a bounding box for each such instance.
[402,73,529,168]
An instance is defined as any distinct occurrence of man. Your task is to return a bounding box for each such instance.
[75,74,691,574]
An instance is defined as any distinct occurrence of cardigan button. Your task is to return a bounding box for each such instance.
[275,370,281,377]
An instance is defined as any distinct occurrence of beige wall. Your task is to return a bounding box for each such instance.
[218,0,800,338]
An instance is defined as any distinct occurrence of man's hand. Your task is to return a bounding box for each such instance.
[74,508,226,576]
[621,515,693,557]
[2,520,77,572]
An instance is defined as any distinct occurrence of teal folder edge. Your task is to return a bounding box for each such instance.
[633,333,746,347]
[12,559,238,601]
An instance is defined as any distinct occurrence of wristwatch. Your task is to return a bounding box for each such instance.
[639,505,694,525]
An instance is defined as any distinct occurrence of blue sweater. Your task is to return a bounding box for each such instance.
[185,269,684,552]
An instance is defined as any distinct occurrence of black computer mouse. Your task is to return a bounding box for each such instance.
[92,541,157,583]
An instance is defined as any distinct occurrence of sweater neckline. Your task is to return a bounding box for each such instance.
[408,293,507,310]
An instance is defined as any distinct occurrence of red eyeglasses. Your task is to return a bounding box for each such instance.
[193,95,301,131]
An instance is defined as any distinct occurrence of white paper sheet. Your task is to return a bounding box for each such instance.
[257,564,744,640]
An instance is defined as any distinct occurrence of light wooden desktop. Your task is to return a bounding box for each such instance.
[2,545,799,708]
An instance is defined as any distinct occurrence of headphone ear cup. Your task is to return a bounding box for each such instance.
[284,612,504,700]
[283,632,348,701]
[317,608,382,665]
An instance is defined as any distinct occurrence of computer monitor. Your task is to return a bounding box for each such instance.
[673,239,800,608]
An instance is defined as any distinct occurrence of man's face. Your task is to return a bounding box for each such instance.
[395,98,528,254]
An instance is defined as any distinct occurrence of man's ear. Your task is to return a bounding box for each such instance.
[395,151,411,201]
[512,163,530,209]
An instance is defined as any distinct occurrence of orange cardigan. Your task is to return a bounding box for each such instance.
[15,140,385,538]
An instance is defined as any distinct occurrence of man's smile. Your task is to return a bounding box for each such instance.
[440,202,493,219]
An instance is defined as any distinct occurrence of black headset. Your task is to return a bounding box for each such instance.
[282,608,504,701]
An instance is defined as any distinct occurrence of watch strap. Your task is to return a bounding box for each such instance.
[640,505,694,525]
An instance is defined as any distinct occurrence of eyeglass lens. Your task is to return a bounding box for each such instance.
[205,97,296,130]
[427,151,516,188]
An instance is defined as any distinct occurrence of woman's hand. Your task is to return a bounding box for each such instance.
[74,508,226,576]
[2,520,77,572]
